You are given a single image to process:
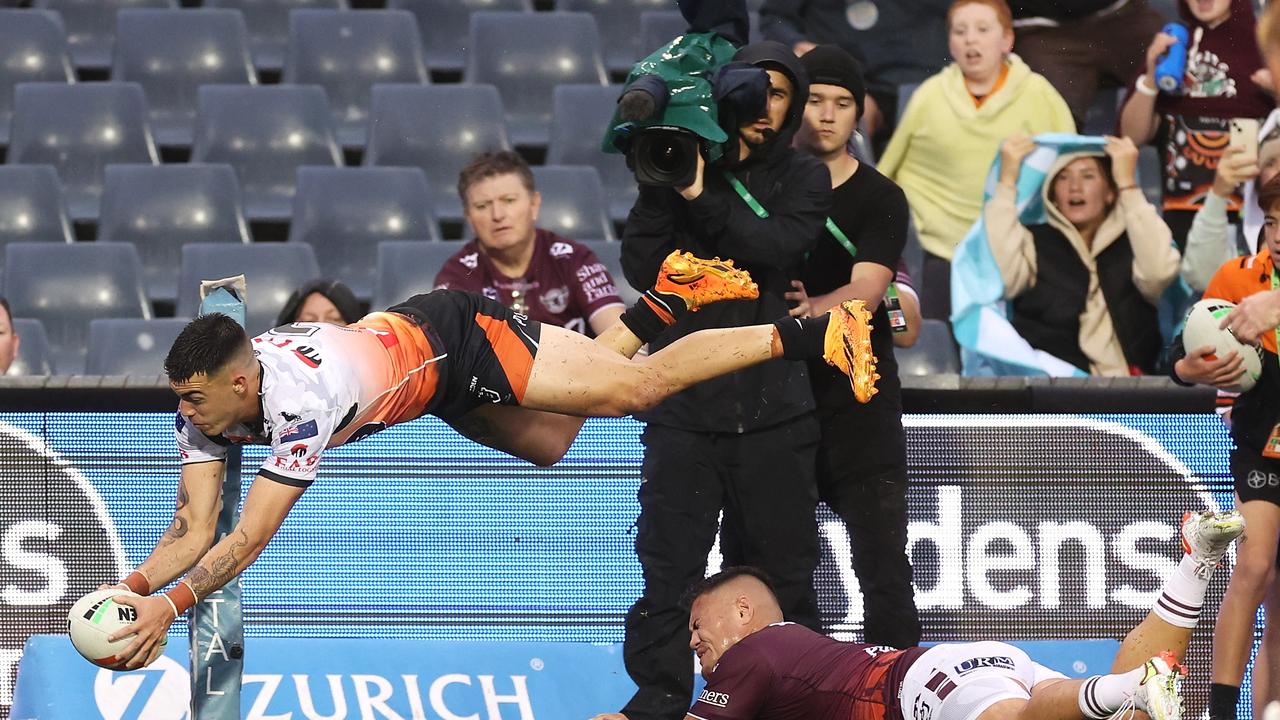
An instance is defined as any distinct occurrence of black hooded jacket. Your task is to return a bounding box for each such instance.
[621,41,832,433]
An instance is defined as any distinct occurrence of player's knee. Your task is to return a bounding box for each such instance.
[597,369,668,416]
[1233,553,1275,590]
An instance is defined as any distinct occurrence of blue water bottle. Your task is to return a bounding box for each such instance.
[1154,22,1189,93]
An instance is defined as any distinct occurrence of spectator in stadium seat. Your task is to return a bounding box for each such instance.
[1171,175,1280,720]
[786,44,920,650]
[275,279,363,328]
[0,297,20,375]
[1182,112,1280,292]
[878,0,1074,323]
[1118,0,1273,251]
[988,133,1179,376]
[1011,1,1167,129]
[759,0,951,148]
[598,39,831,720]
[435,151,625,337]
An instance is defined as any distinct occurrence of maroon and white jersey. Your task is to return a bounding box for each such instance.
[689,623,926,720]
[434,229,624,335]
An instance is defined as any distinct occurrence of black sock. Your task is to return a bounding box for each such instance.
[619,290,688,345]
[772,315,827,360]
[1208,683,1240,720]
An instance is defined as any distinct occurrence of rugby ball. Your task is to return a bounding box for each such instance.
[67,588,164,669]
[1183,299,1264,393]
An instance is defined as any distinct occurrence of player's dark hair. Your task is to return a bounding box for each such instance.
[680,566,778,610]
[165,313,250,383]
[1260,174,1280,215]
[457,150,536,202]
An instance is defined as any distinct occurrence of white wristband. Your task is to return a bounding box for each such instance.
[1135,74,1158,97]
[159,593,180,619]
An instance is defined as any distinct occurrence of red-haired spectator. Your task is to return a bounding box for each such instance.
[879,0,1074,322]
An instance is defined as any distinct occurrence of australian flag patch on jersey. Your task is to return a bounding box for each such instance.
[279,419,319,442]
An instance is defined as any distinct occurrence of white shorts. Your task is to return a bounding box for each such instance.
[898,642,1069,720]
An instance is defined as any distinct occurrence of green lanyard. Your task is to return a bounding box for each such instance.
[721,170,855,260]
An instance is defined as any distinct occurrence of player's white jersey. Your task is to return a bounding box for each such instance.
[175,316,442,486]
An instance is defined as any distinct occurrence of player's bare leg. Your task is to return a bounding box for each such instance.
[1212,499,1280,691]
[447,251,765,464]
[1252,577,1280,718]
[1105,510,1246,672]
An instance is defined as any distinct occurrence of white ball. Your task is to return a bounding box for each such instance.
[67,588,165,670]
[1183,298,1264,393]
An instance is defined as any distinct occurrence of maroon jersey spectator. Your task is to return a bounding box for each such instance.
[435,229,624,336]
[689,623,924,720]
[437,151,625,336]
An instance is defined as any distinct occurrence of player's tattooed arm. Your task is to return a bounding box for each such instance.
[180,475,305,598]
[134,461,225,590]
[186,529,250,597]
[156,478,191,548]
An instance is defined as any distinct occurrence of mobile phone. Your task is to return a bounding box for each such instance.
[1230,118,1260,163]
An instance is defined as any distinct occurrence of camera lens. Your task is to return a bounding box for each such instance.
[648,138,688,174]
[630,128,701,187]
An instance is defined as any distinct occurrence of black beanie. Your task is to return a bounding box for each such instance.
[798,44,867,121]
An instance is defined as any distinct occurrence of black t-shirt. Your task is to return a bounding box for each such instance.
[800,162,908,417]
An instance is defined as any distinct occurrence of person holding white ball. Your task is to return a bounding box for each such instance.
[1172,174,1280,720]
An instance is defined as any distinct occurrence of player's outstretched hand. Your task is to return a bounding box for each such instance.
[108,594,176,669]
[589,713,630,720]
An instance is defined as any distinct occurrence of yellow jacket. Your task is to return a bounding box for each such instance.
[879,55,1075,260]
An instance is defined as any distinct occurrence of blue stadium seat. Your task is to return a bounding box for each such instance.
[98,164,252,305]
[283,9,429,149]
[895,319,960,376]
[903,216,923,284]
[372,240,459,311]
[6,82,159,221]
[529,165,614,242]
[557,0,673,74]
[204,0,348,74]
[32,0,176,71]
[191,84,341,222]
[639,10,687,59]
[1082,86,1121,136]
[177,243,322,335]
[289,166,440,300]
[1139,145,1162,207]
[0,166,75,251]
[0,10,74,148]
[111,9,256,149]
[8,318,53,376]
[578,239,641,306]
[547,84,636,222]
[2,242,150,374]
[363,84,509,222]
[464,11,608,147]
[85,317,188,376]
[388,0,531,75]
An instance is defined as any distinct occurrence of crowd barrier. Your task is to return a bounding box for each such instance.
[0,377,1239,718]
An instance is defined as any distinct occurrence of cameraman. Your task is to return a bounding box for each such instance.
[609,41,832,720]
